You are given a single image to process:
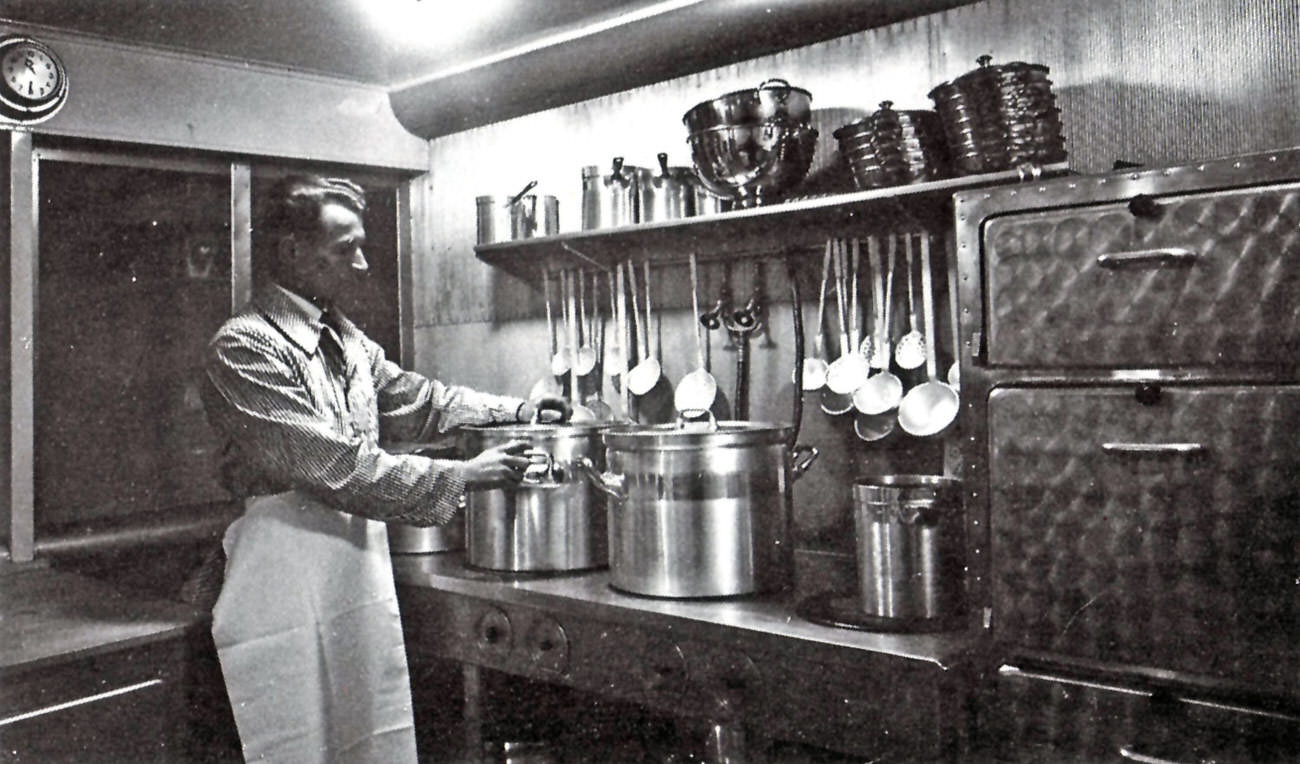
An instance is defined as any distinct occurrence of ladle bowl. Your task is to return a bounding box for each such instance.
[674,368,718,415]
[852,371,903,415]
[897,381,959,436]
[626,357,662,397]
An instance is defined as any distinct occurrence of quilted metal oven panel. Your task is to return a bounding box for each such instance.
[984,182,1300,367]
[987,385,1300,695]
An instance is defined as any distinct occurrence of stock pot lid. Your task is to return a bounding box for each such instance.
[602,420,791,450]
[461,422,610,444]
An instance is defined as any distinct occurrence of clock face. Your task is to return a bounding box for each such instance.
[0,35,69,123]
[3,45,61,100]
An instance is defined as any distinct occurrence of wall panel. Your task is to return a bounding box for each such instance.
[0,23,428,171]
[417,0,1300,328]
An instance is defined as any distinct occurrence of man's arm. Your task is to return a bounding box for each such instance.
[205,328,470,525]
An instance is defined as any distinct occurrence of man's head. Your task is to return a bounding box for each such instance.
[262,174,369,308]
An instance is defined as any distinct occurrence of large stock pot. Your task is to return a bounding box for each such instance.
[461,422,610,572]
[581,416,817,598]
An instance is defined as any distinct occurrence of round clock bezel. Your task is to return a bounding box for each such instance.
[0,34,69,123]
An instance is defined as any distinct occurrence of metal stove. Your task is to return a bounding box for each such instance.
[394,553,974,762]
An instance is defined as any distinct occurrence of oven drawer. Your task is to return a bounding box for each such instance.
[983,182,1300,367]
[978,661,1300,763]
[986,384,1300,694]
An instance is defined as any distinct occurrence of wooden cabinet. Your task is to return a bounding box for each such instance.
[0,567,201,763]
[955,148,1300,761]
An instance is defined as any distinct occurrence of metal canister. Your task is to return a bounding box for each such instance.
[581,157,638,230]
[476,195,514,244]
[852,475,963,622]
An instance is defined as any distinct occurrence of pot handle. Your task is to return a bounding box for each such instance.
[504,180,538,208]
[789,444,819,481]
[576,456,627,502]
[520,448,556,484]
[676,409,719,431]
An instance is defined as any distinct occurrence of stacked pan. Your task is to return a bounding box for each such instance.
[927,55,1067,175]
[832,101,950,190]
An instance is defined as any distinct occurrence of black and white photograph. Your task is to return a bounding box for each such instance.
[1,1,1297,762]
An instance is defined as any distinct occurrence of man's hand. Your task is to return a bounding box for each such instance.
[461,439,532,489]
[517,395,572,424]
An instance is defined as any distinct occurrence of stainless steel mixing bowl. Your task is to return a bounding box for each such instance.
[686,122,818,208]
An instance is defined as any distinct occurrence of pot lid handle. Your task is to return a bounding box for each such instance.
[676,409,719,431]
[976,54,993,68]
[758,77,792,89]
[657,152,671,176]
[504,180,538,208]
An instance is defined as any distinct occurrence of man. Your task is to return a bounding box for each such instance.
[201,174,568,763]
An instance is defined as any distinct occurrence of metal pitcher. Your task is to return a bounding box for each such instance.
[581,157,638,230]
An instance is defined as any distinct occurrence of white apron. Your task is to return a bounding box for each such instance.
[212,491,418,764]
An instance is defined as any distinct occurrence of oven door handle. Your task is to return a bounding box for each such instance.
[1096,247,1200,267]
[1102,442,1207,457]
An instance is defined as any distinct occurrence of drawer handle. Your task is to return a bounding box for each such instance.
[0,678,164,727]
[1103,442,1207,456]
[1096,247,1199,267]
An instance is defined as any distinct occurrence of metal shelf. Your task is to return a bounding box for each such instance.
[475,163,1069,283]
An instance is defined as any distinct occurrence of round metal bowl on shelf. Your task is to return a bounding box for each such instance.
[686,122,818,208]
[682,78,813,133]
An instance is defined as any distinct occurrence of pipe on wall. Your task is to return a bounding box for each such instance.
[389,0,978,139]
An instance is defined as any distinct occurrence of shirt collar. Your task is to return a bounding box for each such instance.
[255,284,331,355]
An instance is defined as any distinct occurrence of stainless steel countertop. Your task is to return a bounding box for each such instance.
[393,552,975,671]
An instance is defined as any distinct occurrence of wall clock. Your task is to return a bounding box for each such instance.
[0,35,69,124]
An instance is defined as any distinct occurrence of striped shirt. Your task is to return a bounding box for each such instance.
[203,285,524,526]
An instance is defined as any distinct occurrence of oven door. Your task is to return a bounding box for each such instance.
[986,384,1300,696]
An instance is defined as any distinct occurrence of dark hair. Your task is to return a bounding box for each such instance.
[259,174,366,280]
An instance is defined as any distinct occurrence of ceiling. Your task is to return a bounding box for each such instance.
[0,0,666,87]
[2,0,980,137]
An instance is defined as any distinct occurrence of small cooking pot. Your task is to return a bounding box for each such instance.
[581,414,817,598]
[581,157,639,230]
[637,152,696,222]
[682,78,813,133]
[461,422,610,572]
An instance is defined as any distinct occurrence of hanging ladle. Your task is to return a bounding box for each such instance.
[894,233,926,370]
[821,239,856,415]
[572,268,597,376]
[946,246,961,390]
[546,269,570,378]
[625,260,662,396]
[853,236,903,415]
[584,270,613,420]
[898,233,960,437]
[529,269,563,400]
[826,239,870,396]
[674,252,718,415]
[797,240,832,391]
